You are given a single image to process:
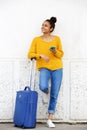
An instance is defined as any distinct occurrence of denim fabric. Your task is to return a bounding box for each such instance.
[39,68,63,114]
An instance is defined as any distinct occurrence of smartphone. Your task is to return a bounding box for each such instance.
[49,46,56,50]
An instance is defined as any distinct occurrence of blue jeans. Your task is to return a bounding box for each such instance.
[39,68,63,114]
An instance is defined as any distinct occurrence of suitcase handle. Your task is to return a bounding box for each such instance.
[29,58,36,90]
[24,86,31,91]
[31,57,36,60]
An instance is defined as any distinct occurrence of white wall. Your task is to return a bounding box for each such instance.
[0,0,87,59]
[0,0,87,122]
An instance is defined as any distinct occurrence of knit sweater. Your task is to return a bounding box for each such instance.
[27,36,64,70]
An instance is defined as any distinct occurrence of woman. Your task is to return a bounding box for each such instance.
[27,17,64,128]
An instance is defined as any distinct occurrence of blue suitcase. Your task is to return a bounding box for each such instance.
[14,87,38,128]
[13,59,38,128]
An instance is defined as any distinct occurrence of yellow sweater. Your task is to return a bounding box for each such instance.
[28,36,64,70]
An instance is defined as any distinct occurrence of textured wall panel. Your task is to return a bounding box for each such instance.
[0,59,65,122]
[70,61,87,120]
[0,61,13,120]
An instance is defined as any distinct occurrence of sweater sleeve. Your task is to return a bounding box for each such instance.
[27,38,40,59]
[54,37,64,58]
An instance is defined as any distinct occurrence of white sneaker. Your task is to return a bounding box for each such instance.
[42,92,49,104]
[47,119,55,128]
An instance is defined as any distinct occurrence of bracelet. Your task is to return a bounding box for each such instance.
[39,56,41,58]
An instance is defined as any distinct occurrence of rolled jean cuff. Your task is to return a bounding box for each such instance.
[48,110,55,114]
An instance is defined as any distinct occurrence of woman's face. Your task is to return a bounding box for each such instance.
[41,21,51,34]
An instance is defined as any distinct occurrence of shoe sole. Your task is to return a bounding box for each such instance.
[46,123,55,128]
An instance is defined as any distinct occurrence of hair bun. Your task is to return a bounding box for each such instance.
[50,17,57,23]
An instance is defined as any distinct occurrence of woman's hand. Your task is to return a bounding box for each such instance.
[50,48,56,54]
[40,54,50,62]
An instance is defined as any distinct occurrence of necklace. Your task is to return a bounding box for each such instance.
[42,35,54,42]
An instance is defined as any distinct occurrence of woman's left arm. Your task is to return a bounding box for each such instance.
[51,37,64,58]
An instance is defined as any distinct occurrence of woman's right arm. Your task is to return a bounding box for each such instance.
[27,38,40,59]
[28,38,50,62]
